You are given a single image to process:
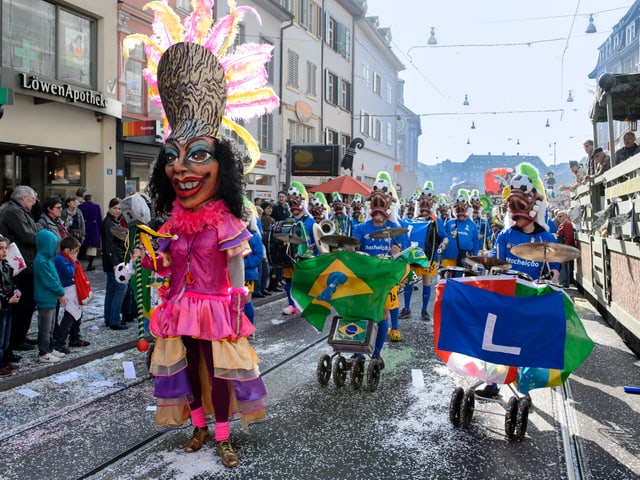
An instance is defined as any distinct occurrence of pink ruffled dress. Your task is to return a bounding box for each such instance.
[145,199,266,427]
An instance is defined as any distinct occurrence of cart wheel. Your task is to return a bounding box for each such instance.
[449,387,464,427]
[524,393,534,413]
[350,357,365,390]
[333,356,348,388]
[461,389,475,429]
[316,354,332,386]
[514,397,530,441]
[366,359,382,392]
[505,396,519,439]
[145,342,155,374]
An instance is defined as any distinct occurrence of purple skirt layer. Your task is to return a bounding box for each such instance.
[234,376,267,403]
[155,368,192,400]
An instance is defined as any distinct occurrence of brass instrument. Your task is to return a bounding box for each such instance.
[314,219,336,254]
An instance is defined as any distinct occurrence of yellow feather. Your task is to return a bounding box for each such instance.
[143,1,185,45]
[221,117,260,173]
[140,233,158,270]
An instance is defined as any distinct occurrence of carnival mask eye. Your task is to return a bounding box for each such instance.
[187,147,214,164]
[164,146,180,166]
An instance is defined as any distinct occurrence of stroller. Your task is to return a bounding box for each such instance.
[434,272,593,441]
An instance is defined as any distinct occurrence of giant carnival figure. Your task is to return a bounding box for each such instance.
[124,0,279,468]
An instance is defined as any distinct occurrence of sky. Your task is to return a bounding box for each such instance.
[365,0,635,166]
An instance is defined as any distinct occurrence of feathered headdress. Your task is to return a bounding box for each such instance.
[123,0,279,174]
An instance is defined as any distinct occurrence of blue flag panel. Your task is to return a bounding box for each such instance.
[438,279,566,369]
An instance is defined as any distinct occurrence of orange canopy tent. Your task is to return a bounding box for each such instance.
[308,175,371,196]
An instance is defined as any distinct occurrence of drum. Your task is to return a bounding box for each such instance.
[503,269,534,282]
[266,220,303,267]
[439,266,477,279]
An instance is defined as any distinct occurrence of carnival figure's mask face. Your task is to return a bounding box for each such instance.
[471,198,482,213]
[454,201,469,220]
[418,191,435,217]
[369,178,393,219]
[164,136,219,210]
[439,204,450,220]
[406,202,415,219]
[333,202,344,217]
[507,174,541,225]
[287,187,304,216]
[309,197,325,222]
[352,200,362,217]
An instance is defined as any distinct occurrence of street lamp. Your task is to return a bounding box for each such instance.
[470,121,476,129]
[463,94,469,106]
[427,27,437,45]
[567,90,574,102]
[545,118,550,128]
[585,14,597,34]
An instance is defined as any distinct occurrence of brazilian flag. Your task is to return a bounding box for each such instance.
[291,251,409,331]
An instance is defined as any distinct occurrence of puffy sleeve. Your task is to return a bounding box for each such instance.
[219,214,252,258]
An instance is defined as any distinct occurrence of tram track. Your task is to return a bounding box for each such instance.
[72,328,330,479]
[557,379,590,480]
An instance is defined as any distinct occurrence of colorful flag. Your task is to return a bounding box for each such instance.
[291,251,409,330]
[434,276,594,393]
[514,281,594,393]
[438,280,566,369]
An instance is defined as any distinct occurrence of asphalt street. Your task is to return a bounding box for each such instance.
[1,263,639,480]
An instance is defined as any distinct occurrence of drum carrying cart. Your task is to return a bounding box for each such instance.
[316,316,384,392]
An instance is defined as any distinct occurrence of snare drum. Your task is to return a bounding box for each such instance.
[265,220,302,268]
[502,269,534,282]
[438,266,477,279]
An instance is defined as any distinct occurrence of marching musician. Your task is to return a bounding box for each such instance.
[440,189,479,268]
[350,193,366,231]
[352,172,409,361]
[477,162,560,399]
[400,181,446,322]
[491,164,560,282]
[470,189,491,252]
[282,182,316,316]
[329,192,352,236]
[437,196,452,222]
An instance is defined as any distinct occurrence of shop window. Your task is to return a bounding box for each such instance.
[47,154,81,185]
[2,0,96,89]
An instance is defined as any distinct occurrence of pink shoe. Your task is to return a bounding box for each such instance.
[282,305,297,315]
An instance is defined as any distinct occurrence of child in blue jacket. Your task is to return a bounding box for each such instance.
[34,229,66,363]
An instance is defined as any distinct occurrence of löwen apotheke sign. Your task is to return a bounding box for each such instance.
[19,73,107,109]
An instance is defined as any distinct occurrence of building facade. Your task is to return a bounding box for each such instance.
[1,0,420,207]
[0,0,120,207]
[588,0,640,151]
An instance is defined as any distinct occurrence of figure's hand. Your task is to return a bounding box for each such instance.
[161,252,171,267]
[131,248,143,260]
[551,269,560,283]
[59,296,67,306]
[390,244,401,255]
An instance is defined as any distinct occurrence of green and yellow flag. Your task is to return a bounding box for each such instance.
[291,251,409,331]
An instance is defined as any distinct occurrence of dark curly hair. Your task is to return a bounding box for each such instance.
[148,136,246,219]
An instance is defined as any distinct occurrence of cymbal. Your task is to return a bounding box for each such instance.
[369,227,409,239]
[464,256,511,269]
[273,232,306,245]
[320,234,360,247]
[511,242,580,263]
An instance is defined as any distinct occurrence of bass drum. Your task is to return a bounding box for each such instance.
[265,220,302,268]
